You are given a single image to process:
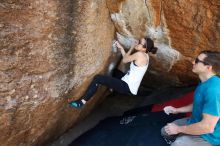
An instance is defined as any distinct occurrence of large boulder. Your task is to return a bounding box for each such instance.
[0,0,114,145]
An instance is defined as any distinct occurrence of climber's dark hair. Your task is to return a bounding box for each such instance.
[144,38,158,54]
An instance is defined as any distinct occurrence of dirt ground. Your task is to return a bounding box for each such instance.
[47,86,195,146]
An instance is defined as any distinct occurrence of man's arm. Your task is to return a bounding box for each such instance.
[164,104,193,115]
[179,113,219,135]
[165,113,219,135]
[177,104,193,113]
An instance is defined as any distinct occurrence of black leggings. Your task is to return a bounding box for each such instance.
[82,70,131,101]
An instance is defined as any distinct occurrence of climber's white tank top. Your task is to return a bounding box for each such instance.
[121,61,148,95]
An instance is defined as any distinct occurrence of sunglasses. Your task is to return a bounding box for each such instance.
[195,57,209,65]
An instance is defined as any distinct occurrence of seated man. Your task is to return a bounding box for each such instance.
[161,50,220,146]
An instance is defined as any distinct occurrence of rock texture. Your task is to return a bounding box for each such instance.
[0,0,219,145]
[0,0,114,146]
[108,0,220,86]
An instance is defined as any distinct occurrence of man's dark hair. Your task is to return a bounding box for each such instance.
[201,50,220,76]
[144,38,158,54]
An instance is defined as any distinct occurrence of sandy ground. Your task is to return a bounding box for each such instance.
[47,86,195,146]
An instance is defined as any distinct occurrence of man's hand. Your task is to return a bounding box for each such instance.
[165,123,181,135]
[163,106,178,115]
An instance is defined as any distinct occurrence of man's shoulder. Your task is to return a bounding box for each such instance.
[208,76,220,86]
[205,85,220,96]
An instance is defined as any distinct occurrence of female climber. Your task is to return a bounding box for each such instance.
[69,37,158,109]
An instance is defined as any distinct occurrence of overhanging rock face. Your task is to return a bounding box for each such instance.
[107,0,220,86]
[0,0,219,145]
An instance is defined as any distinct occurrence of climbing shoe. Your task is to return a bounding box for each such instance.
[69,99,84,109]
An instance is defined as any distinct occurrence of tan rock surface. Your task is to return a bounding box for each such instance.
[0,0,114,145]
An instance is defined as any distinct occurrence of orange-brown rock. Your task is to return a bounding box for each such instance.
[0,0,114,146]
[108,0,220,87]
